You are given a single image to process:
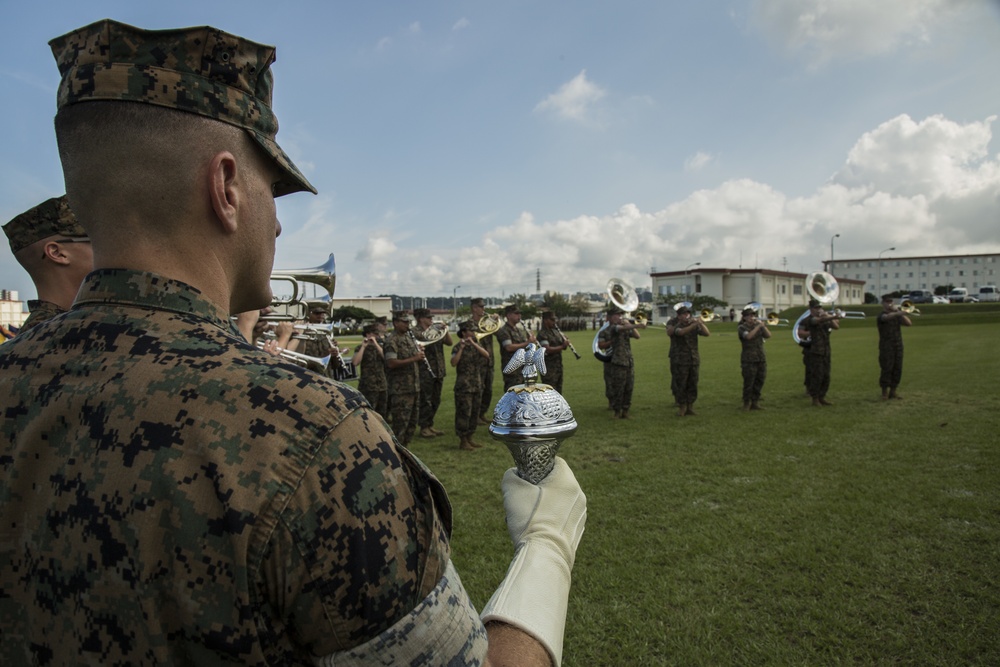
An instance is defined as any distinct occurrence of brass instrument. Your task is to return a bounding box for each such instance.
[766,313,789,326]
[899,300,921,315]
[268,254,336,321]
[792,309,811,345]
[594,278,641,362]
[475,313,502,341]
[256,337,331,369]
[805,270,865,319]
[414,321,450,345]
[695,308,720,322]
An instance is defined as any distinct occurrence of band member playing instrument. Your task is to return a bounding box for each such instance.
[352,322,388,417]
[667,305,710,416]
[597,306,644,419]
[384,310,426,446]
[536,310,572,393]
[737,306,771,410]
[451,321,490,451]
[414,308,452,438]
[3,196,92,333]
[499,304,537,391]
[877,294,912,400]
[470,297,495,425]
[806,298,840,406]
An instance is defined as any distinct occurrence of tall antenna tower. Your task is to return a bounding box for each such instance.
[536,268,541,292]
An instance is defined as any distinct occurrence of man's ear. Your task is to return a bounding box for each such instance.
[208,151,240,234]
[42,241,70,265]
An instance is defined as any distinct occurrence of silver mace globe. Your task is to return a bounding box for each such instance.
[489,342,578,484]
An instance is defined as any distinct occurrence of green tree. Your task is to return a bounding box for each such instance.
[330,305,376,323]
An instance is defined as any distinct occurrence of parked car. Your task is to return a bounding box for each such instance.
[906,290,935,304]
[978,285,999,302]
[948,287,972,303]
[932,295,949,304]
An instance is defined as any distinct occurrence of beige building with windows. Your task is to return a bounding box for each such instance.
[824,252,1000,296]
[1,290,28,330]
[649,268,864,324]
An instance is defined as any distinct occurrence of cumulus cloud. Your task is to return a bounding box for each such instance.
[684,151,714,172]
[749,0,972,65]
[453,18,470,31]
[333,113,999,296]
[534,70,607,123]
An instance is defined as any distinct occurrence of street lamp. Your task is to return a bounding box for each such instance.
[877,247,895,299]
[830,234,840,274]
[453,285,461,321]
[684,262,701,274]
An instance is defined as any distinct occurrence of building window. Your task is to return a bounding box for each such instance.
[793,285,803,295]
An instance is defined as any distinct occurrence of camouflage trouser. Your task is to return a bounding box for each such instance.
[606,363,634,412]
[807,352,830,399]
[604,362,613,404]
[741,361,766,403]
[359,383,388,419]
[801,347,811,389]
[878,344,903,389]
[388,391,419,446]
[542,367,563,394]
[418,373,444,428]
[454,389,483,438]
[479,365,494,419]
[670,361,699,406]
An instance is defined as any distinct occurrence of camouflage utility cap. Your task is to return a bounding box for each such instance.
[49,19,316,197]
[3,196,85,254]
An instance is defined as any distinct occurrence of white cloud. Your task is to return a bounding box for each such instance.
[749,0,972,65]
[684,151,713,172]
[534,70,607,123]
[376,36,392,51]
[328,113,999,296]
[408,21,422,34]
[453,18,470,31]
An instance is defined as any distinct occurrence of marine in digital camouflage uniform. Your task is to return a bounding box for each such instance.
[353,322,389,417]
[3,195,92,333]
[413,308,452,438]
[667,306,710,416]
[805,299,840,406]
[536,310,571,394]
[451,321,490,450]
[0,19,494,666]
[470,297,496,423]
[876,294,912,399]
[384,311,424,447]
[596,307,644,419]
[737,306,771,410]
[498,304,536,391]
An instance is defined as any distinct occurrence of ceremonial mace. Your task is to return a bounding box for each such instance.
[489,343,578,483]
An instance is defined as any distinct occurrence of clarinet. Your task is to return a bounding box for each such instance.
[553,324,581,360]
[408,330,436,379]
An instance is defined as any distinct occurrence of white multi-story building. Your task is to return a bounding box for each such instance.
[825,252,1000,296]
[1,290,28,329]
[648,268,864,324]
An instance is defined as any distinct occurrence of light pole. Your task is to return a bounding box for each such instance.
[877,247,895,299]
[453,285,461,322]
[830,233,840,275]
[683,262,700,297]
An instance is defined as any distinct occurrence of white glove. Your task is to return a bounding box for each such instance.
[481,457,587,666]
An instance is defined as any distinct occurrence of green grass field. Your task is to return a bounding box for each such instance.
[355,306,1000,665]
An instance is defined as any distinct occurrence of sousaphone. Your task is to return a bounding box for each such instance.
[593,278,639,362]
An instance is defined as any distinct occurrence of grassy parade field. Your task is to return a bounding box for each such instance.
[353,304,1000,665]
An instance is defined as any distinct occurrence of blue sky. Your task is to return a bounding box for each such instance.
[2,0,999,301]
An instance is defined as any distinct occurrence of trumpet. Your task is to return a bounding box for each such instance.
[832,308,866,320]
[899,300,921,315]
[256,338,331,369]
[695,308,720,322]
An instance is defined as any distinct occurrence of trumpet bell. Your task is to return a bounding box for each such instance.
[806,271,840,304]
[699,308,719,322]
[766,313,789,326]
[900,300,921,315]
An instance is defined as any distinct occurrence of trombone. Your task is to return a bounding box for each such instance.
[765,313,789,326]
[256,338,331,369]
[899,300,921,315]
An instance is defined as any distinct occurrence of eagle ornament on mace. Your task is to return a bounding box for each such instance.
[489,342,578,484]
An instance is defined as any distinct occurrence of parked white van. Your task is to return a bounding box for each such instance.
[978,285,999,302]
[947,287,970,303]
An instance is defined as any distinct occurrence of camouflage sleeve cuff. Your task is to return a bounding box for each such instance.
[316,560,488,666]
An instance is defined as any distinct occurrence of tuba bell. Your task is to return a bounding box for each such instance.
[269,254,337,320]
[806,271,840,305]
[593,278,640,362]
